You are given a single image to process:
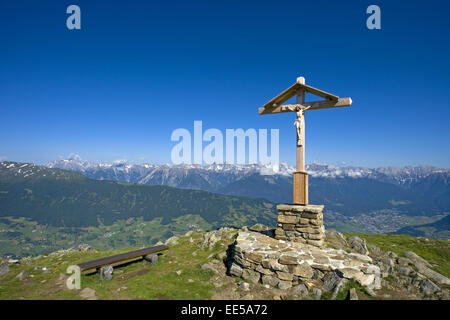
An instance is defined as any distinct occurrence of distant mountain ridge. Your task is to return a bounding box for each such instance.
[46,154,294,192]
[47,154,449,189]
[45,155,450,218]
[2,156,449,238]
[0,161,276,228]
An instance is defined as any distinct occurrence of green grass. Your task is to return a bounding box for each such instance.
[0,230,231,300]
[2,229,449,300]
[348,233,450,278]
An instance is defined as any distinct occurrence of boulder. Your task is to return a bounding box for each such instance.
[313,255,330,265]
[323,270,343,292]
[228,262,243,278]
[290,263,314,279]
[347,252,372,263]
[379,257,395,268]
[325,230,347,245]
[338,268,364,279]
[404,251,432,268]
[278,215,298,224]
[368,274,382,290]
[242,269,260,284]
[268,259,288,273]
[279,254,299,265]
[277,280,292,290]
[357,274,375,286]
[276,271,293,281]
[348,236,369,255]
[398,266,412,276]
[413,264,450,286]
[400,251,450,286]
[165,236,179,246]
[239,282,250,291]
[292,284,308,296]
[244,252,264,263]
[261,275,279,287]
[202,232,220,250]
[256,265,273,275]
[420,279,440,296]
[397,257,412,267]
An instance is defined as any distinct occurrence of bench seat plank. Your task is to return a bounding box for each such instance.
[77,245,168,271]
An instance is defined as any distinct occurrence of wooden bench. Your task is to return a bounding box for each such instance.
[77,245,169,274]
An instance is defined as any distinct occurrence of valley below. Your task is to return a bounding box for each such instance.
[0,159,449,258]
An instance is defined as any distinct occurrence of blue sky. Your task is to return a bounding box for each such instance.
[0,0,449,168]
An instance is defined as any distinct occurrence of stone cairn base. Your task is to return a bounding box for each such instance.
[229,231,381,291]
[275,204,325,247]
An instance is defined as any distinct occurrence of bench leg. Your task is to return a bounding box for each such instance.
[143,254,158,265]
[99,265,113,281]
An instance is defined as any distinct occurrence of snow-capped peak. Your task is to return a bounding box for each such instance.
[41,154,450,189]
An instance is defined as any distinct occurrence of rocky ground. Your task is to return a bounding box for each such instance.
[0,226,449,300]
[210,226,449,300]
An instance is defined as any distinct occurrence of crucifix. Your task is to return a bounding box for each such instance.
[259,77,352,205]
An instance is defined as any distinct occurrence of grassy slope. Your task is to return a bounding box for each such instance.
[0,231,227,300]
[348,233,450,278]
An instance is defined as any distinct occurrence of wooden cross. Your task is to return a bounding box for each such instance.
[259,77,352,205]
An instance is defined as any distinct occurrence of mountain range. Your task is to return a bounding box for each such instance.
[0,155,449,248]
[0,160,277,257]
[0,161,275,228]
[48,154,450,189]
[47,155,450,218]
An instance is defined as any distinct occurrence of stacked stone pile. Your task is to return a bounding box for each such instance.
[275,204,325,247]
[229,231,381,291]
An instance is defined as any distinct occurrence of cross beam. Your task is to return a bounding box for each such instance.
[260,77,341,111]
[258,97,352,115]
[259,77,352,205]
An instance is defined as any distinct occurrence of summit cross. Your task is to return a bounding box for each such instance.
[259,77,352,205]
